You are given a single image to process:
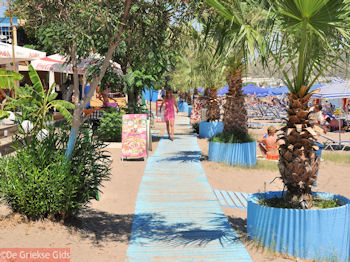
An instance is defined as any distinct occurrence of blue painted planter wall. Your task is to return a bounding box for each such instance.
[188,106,192,117]
[199,122,223,138]
[247,191,350,262]
[178,102,188,113]
[208,141,256,167]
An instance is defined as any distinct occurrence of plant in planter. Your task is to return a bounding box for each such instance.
[241,0,349,260]
[205,0,269,163]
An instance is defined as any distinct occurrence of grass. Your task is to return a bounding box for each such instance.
[210,131,255,144]
[258,196,343,209]
[211,159,279,172]
[323,151,350,165]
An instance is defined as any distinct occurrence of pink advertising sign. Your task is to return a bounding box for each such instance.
[121,114,148,159]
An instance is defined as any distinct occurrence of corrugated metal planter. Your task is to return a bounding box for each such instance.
[182,102,189,113]
[188,106,192,117]
[178,101,183,112]
[247,191,350,262]
[199,121,223,138]
[208,141,256,167]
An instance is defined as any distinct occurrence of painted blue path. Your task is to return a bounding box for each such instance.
[126,120,252,261]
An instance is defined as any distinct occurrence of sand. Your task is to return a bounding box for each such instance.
[0,111,349,262]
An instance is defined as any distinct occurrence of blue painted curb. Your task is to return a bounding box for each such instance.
[208,141,256,167]
[188,106,192,117]
[247,191,350,262]
[199,122,223,138]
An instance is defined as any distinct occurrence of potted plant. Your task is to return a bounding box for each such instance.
[205,0,268,165]
[208,0,350,260]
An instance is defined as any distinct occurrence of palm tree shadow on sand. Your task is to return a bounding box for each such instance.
[155,150,202,163]
[129,212,242,248]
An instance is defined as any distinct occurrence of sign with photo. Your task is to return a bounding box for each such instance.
[121,114,148,160]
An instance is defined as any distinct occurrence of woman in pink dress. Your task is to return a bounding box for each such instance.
[160,89,179,141]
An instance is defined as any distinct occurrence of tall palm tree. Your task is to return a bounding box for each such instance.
[170,28,226,121]
[205,0,269,134]
[268,0,350,207]
[196,44,226,121]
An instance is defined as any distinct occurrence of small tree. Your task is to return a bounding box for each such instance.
[269,0,350,207]
[205,0,270,134]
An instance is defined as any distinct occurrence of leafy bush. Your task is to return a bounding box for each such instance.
[210,131,255,144]
[6,65,74,131]
[98,108,123,142]
[124,103,148,114]
[192,123,199,134]
[0,124,111,220]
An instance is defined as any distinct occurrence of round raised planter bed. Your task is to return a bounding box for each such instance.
[182,102,189,113]
[188,106,192,117]
[208,140,256,167]
[247,191,350,262]
[199,121,223,138]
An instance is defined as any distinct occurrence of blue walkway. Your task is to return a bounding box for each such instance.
[126,120,252,261]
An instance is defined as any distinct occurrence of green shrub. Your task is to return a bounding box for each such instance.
[0,124,111,220]
[98,108,123,142]
[210,130,255,144]
[192,123,199,134]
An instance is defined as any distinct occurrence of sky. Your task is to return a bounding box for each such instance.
[0,0,7,17]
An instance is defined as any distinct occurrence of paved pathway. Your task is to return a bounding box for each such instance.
[126,118,252,261]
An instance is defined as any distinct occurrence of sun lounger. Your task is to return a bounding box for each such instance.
[320,134,350,151]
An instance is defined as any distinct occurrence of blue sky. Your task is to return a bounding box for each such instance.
[0,0,7,17]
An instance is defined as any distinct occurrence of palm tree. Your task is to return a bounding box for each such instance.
[196,45,226,121]
[170,28,226,121]
[268,0,350,207]
[205,0,269,134]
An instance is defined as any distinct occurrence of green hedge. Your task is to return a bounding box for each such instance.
[0,124,111,220]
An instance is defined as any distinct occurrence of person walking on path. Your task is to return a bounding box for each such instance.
[160,88,178,141]
[161,86,166,99]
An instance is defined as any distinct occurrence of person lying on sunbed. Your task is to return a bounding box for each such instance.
[258,126,280,160]
[325,117,348,132]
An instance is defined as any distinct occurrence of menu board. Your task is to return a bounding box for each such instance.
[121,114,148,160]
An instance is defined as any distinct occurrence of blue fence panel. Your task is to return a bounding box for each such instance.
[208,141,256,167]
[199,122,223,138]
[247,191,350,262]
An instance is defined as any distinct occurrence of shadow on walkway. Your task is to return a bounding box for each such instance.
[130,212,241,248]
[156,150,202,163]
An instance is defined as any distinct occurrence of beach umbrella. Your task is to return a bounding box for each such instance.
[216,85,229,96]
[313,81,350,99]
[242,84,268,96]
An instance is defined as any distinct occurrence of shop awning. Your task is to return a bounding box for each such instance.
[0,43,46,64]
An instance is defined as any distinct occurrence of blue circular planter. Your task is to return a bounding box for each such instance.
[188,106,192,117]
[199,122,223,138]
[208,141,256,167]
[182,102,189,113]
[178,101,184,112]
[247,191,350,262]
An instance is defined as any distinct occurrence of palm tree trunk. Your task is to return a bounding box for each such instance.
[224,69,247,134]
[279,93,320,207]
[206,88,220,122]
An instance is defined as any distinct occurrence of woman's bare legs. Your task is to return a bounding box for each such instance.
[166,121,170,138]
[170,120,175,140]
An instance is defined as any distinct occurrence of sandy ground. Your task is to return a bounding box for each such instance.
[0,118,165,262]
[0,108,349,262]
[198,125,350,262]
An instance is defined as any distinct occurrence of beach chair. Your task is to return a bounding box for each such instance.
[320,134,350,151]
